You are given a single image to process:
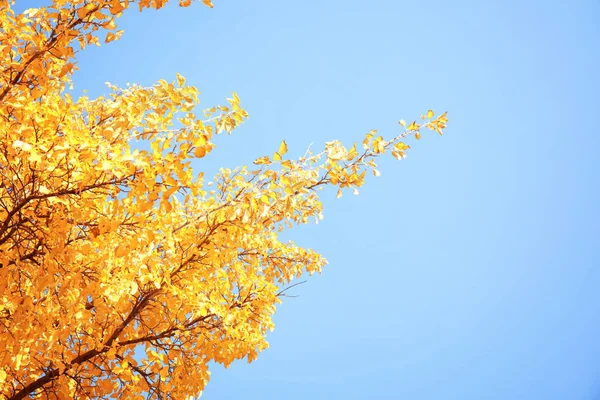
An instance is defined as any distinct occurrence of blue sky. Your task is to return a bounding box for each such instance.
[20,0,600,398]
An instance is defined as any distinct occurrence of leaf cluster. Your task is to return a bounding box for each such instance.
[0,1,446,398]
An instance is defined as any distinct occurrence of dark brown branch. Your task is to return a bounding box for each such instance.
[8,288,159,400]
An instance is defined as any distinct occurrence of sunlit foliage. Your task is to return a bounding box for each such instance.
[0,0,447,398]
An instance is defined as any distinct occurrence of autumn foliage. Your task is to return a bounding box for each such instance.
[0,0,447,398]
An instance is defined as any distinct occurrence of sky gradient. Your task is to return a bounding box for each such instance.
[17,0,600,398]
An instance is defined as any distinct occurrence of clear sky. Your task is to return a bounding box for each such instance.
[19,0,600,399]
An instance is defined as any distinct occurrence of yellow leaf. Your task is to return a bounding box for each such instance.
[12,140,31,151]
[130,281,139,295]
[260,194,270,205]
[253,156,271,165]
[162,199,173,212]
[278,140,288,155]
[202,0,214,7]
[160,367,169,380]
[115,244,128,258]
[336,188,343,198]
[194,146,206,158]
[408,121,420,131]
[104,30,124,43]
[273,152,282,161]
[176,73,186,87]
[148,191,159,201]
[395,142,410,151]
[415,132,421,140]
[427,110,434,119]
[14,354,22,370]
[399,120,406,127]
[281,160,292,169]
[28,151,42,163]
[76,6,88,19]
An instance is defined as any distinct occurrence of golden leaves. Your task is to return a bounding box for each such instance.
[407,121,420,131]
[108,0,126,14]
[115,244,128,258]
[253,156,271,165]
[325,140,347,161]
[0,0,447,398]
[194,146,207,158]
[430,111,449,135]
[273,140,287,161]
[76,4,97,20]
[12,140,31,150]
[105,30,124,43]
[129,281,139,295]
[148,191,159,202]
[278,140,288,155]
[176,72,186,87]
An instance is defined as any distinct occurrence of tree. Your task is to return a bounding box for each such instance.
[0,0,448,398]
